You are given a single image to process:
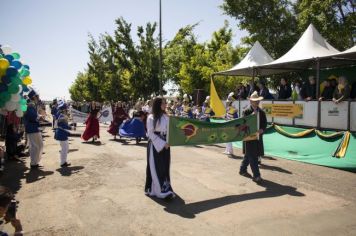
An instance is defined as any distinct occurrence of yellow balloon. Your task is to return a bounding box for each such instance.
[23,76,32,85]
[0,69,5,78]
[0,58,9,70]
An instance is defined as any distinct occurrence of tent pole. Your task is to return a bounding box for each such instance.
[316,59,320,98]
[316,59,321,129]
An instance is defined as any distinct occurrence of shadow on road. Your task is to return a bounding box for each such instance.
[25,169,54,184]
[151,179,304,219]
[68,149,79,153]
[56,166,84,176]
[81,141,103,146]
[0,157,27,194]
[259,163,292,174]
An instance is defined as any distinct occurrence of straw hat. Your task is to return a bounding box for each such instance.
[249,91,263,101]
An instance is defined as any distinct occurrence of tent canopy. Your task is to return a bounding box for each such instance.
[214,24,356,78]
[256,24,341,76]
[215,41,274,76]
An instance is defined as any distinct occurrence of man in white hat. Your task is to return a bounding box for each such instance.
[239,91,267,183]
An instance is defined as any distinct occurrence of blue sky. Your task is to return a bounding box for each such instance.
[0,0,246,100]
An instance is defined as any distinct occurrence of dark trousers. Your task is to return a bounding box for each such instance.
[240,154,260,178]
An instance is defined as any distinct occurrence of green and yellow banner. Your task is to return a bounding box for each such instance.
[168,115,258,146]
[262,104,304,118]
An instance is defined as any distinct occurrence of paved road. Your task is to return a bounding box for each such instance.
[1,124,356,235]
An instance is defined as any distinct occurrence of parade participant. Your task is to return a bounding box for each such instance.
[240,91,267,183]
[107,101,128,139]
[181,94,193,118]
[201,96,214,122]
[224,92,238,156]
[174,98,183,116]
[166,100,175,116]
[145,97,175,199]
[54,103,73,167]
[142,100,152,114]
[50,99,58,129]
[24,90,44,169]
[81,101,100,142]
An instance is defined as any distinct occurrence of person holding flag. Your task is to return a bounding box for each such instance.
[239,91,267,183]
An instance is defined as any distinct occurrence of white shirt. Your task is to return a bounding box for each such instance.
[147,114,169,152]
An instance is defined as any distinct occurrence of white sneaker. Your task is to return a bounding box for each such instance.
[223,151,233,155]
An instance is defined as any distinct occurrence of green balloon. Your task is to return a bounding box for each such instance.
[0,54,3,59]
[0,91,11,102]
[12,52,20,60]
[8,84,19,94]
[12,77,22,86]
[20,69,30,77]
[21,104,27,112]
[19,98,27,105]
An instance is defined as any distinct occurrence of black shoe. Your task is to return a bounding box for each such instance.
[253,176,263,184]
[61,162,71,168]
[30,164,42,169]
[239,171,251,178]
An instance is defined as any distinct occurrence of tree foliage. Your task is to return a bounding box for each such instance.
[221,0,355,56]
[70,2,355,101]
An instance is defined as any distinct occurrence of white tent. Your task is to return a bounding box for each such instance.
[215,41,274,76]
[256,24,341,76]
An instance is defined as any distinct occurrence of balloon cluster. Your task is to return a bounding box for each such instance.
[0,45,31,117]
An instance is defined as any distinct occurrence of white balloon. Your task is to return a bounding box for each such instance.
[5,101,16,111]
[1,45,12,55]
[17,85,23,94]
[11,94,20,102]
[15,109,23,118]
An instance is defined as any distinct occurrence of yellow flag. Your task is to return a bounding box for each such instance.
[210,78,225,117]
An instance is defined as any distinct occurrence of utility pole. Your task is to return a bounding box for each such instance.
[159,0,163,96]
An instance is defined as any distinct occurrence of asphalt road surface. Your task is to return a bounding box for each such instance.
[1,124,356,235]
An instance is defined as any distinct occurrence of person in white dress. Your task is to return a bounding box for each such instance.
[145,97,175,199]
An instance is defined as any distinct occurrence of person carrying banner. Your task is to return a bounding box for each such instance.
[145,97,175,199]
[223,92,238,156]
[107,101,128,139]
[81,101,100,142]
[55,103,73,167]
[24,90,44,169]
[239,91,267,183]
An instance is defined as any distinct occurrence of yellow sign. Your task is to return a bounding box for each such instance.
[262,104,304,118]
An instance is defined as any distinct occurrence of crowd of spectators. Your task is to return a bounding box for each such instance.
[233,75,356,102]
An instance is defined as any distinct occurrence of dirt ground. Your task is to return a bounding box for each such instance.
[1,124,356,236]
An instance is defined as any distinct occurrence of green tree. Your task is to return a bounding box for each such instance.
[295,0,355,50]
[221,0,299,58]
